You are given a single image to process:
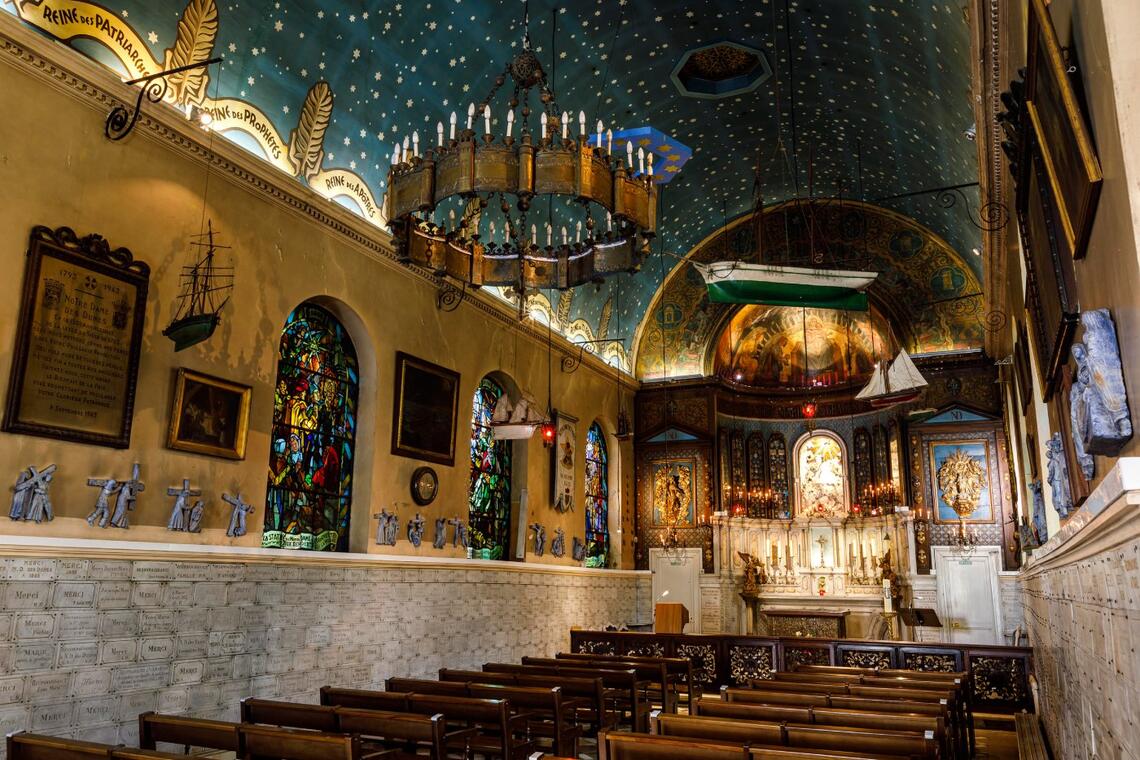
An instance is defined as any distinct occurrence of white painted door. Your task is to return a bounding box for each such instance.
[649,548,701,633]
[935,548,1003,644]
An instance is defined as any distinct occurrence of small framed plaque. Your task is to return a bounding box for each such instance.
[391,351,460,465]
[2,226,149,448]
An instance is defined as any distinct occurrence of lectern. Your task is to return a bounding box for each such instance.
[655,603,689,633]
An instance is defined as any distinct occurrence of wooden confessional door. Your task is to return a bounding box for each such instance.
[935,547,1004,644]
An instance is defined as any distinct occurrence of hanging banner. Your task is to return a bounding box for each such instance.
[199,97,295,175]
[308,168,386,227]
[10,0,161,77]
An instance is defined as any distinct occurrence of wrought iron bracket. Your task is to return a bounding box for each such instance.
[105,57,224,141]
[873,182,1010,232]
[436,279,467,312]
[560,338,625,373]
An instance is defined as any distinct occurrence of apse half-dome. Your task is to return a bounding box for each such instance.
[711,305,899,389]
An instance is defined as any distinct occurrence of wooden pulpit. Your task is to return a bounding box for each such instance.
[655,603,689,633]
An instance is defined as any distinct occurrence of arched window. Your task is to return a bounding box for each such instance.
[468,377,511,560]
[584,422,609,567]
[264,303,359,552]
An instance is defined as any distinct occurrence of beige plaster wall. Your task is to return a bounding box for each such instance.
[0,34,635,568]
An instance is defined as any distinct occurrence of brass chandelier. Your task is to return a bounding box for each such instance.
[384,2,658,304]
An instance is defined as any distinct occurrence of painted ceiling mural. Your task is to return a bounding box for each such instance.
[3,0,981,374]
[712,304,899,389]
[634,200,985,380]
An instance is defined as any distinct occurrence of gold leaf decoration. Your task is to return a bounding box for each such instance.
[557,290,574,330]
[161,0,219,106]
[288,81,335,180]
[598,295,613,340]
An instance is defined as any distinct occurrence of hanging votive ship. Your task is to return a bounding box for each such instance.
[162,220,234,351]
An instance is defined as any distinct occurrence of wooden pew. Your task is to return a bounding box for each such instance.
[138,712,242,754]
[484,661,650,732]
[598,731,910,760]
[239,724,362,760]
[385,676,581,757]
[652,713,940,759]
[439,667,615,735]
[1014,713,1049,760]
[321,686,533,759]
[6,733,191,760]
[139,712,382,760]
[554,651,697,706]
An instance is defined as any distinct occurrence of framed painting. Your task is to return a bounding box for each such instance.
[1020,135,1078,401]
[652,459,696,527]
[2,226,149,448]
[1053,365,1091,508]
[166,368,251,459]
[391,351,460,465]
[929,440,994,524]
[551,409,578,512]
[1026,0,1102,259]
[1013,321,1034,416]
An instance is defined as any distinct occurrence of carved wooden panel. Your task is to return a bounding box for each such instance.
[574,638,616,655]
[729,644,773,684]
[784,645,832,669]
[624,641,665,657]
[971,655,1029,705]
[839,647,892,669]
[767,433,789,516]
[677,642,718,686]
[902,650,961,672]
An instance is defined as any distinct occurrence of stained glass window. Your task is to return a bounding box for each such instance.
[468,377,511,560]
[263,303,358,552]
[584,422,609,567]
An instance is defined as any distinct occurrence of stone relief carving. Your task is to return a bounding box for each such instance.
[529,523,546,556]
[110,463,144,528]
[166,479,203,532]
[572,536,587,561]
[86,478,121,528]
[1045,433,1073,519]
[1029,480,1048,545]
[448,517,469,549]
[222,493,254,537]
[551,527,565,557]
[1072,309,1133,457]
[407,512,425,547]
[375,509,399,546]
[1069,343,1096,481]
[10,464,57,523]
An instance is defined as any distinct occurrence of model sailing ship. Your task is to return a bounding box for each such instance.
[855,349,928,407]
[162,220,234,351]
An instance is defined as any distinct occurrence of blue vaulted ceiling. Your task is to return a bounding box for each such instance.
[6,0,982,370]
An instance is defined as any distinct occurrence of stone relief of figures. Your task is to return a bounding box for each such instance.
[1045,433,1073,519]
[222,493,254,537]
[166,479,204,532]
[1071,309,1133,458]
[1029,479,1049,545]
[433,517,447,549]
[407,512,425,547]
[737,551,767,595]
[10,464,57,523]
[551,528,566,558]
[110,463,144,529]
[375,509,399,546]
[86,478,120,528]
[529,522,546,556]
[572,536,586,562]
[448,517,469,549]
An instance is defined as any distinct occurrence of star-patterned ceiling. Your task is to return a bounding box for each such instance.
[5,0,983,374]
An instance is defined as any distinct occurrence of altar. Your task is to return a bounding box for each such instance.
[761,609,848,638]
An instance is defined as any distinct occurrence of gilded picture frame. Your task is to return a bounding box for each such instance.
[551,409,578,512]
[166,368,251,460]
[928,439,994,525]
[391,351,460,466]
[2,226,149,449]
[1025,0,1102,259]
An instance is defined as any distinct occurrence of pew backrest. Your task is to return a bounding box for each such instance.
[238,724,360,760]
[320,686,410,712]
[138,712,242,753]
[7,733,112,760]
[241,698,339,732]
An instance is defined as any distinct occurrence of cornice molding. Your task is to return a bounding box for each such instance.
[0,13,636,390]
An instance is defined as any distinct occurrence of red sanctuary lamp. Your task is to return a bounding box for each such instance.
[801,401,817,418]
[540,419,556,447]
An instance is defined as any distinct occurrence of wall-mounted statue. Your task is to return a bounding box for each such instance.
[448,517,469,549]
[529,523,546,556]
[1072,309,1133,457]
[166,479,203,532]
[737,551,767,595]
[110,463,144,529]
[551,528,566,557]
[1070,344,1096,481]
[433,517,447,549]
[572,536,586,562]
[375,509,399,546]
[86,478,121,528]
[1045,433,1073,519]
[222,493,254,537]
[1029,479,1049,545]
[10,464,56,523]
[407,512,425,547]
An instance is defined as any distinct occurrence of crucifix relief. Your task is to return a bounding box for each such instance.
[815,533,829,567]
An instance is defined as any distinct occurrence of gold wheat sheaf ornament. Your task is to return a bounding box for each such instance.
[162,0,220,106]
[936,449,986,517]
[289,82,335,181]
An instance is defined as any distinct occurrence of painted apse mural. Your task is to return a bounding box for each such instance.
[0,0,982,374]
[635,201,986,381]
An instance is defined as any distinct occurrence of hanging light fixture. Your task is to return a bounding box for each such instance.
[385,1,662,306]
[950,518,980,556]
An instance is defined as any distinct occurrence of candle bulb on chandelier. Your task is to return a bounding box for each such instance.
[412,131,419,158]
[576,220,582,243]
[579,111,586,138]
[561,226,568,246]
[626,141,634,168]
[647,152,654,176]
[449,111,457,141]
[606,211,612,232]
[483,104,491,135]
[606,129,613,156]
[546,223,552,247]
[596,119,603,149]
[540,112,547,138]
[506,109,515,138]
[391,146,399,166]
[466,102,475,131]
[531,224,537,245]
[561,111,569,140]
[436,121,444,148]
[637,146,645,175]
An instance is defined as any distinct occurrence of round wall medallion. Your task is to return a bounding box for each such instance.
[411,466,439,506]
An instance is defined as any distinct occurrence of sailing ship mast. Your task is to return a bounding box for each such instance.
[855,348,928,407]
[163,220,234,351]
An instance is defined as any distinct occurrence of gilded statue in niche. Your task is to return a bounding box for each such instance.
[652,460,695,526]
[737,551,767,595]
[931,442,992,522]
[797,434,846,517]
[936,449,987,517]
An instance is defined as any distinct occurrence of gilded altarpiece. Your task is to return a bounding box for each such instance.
[636,443,714,572]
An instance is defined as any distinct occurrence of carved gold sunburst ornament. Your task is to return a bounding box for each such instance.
[937,449,986,517]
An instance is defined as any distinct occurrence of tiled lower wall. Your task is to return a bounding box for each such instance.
[0,549,649,754]
[1020,460,1140,760]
